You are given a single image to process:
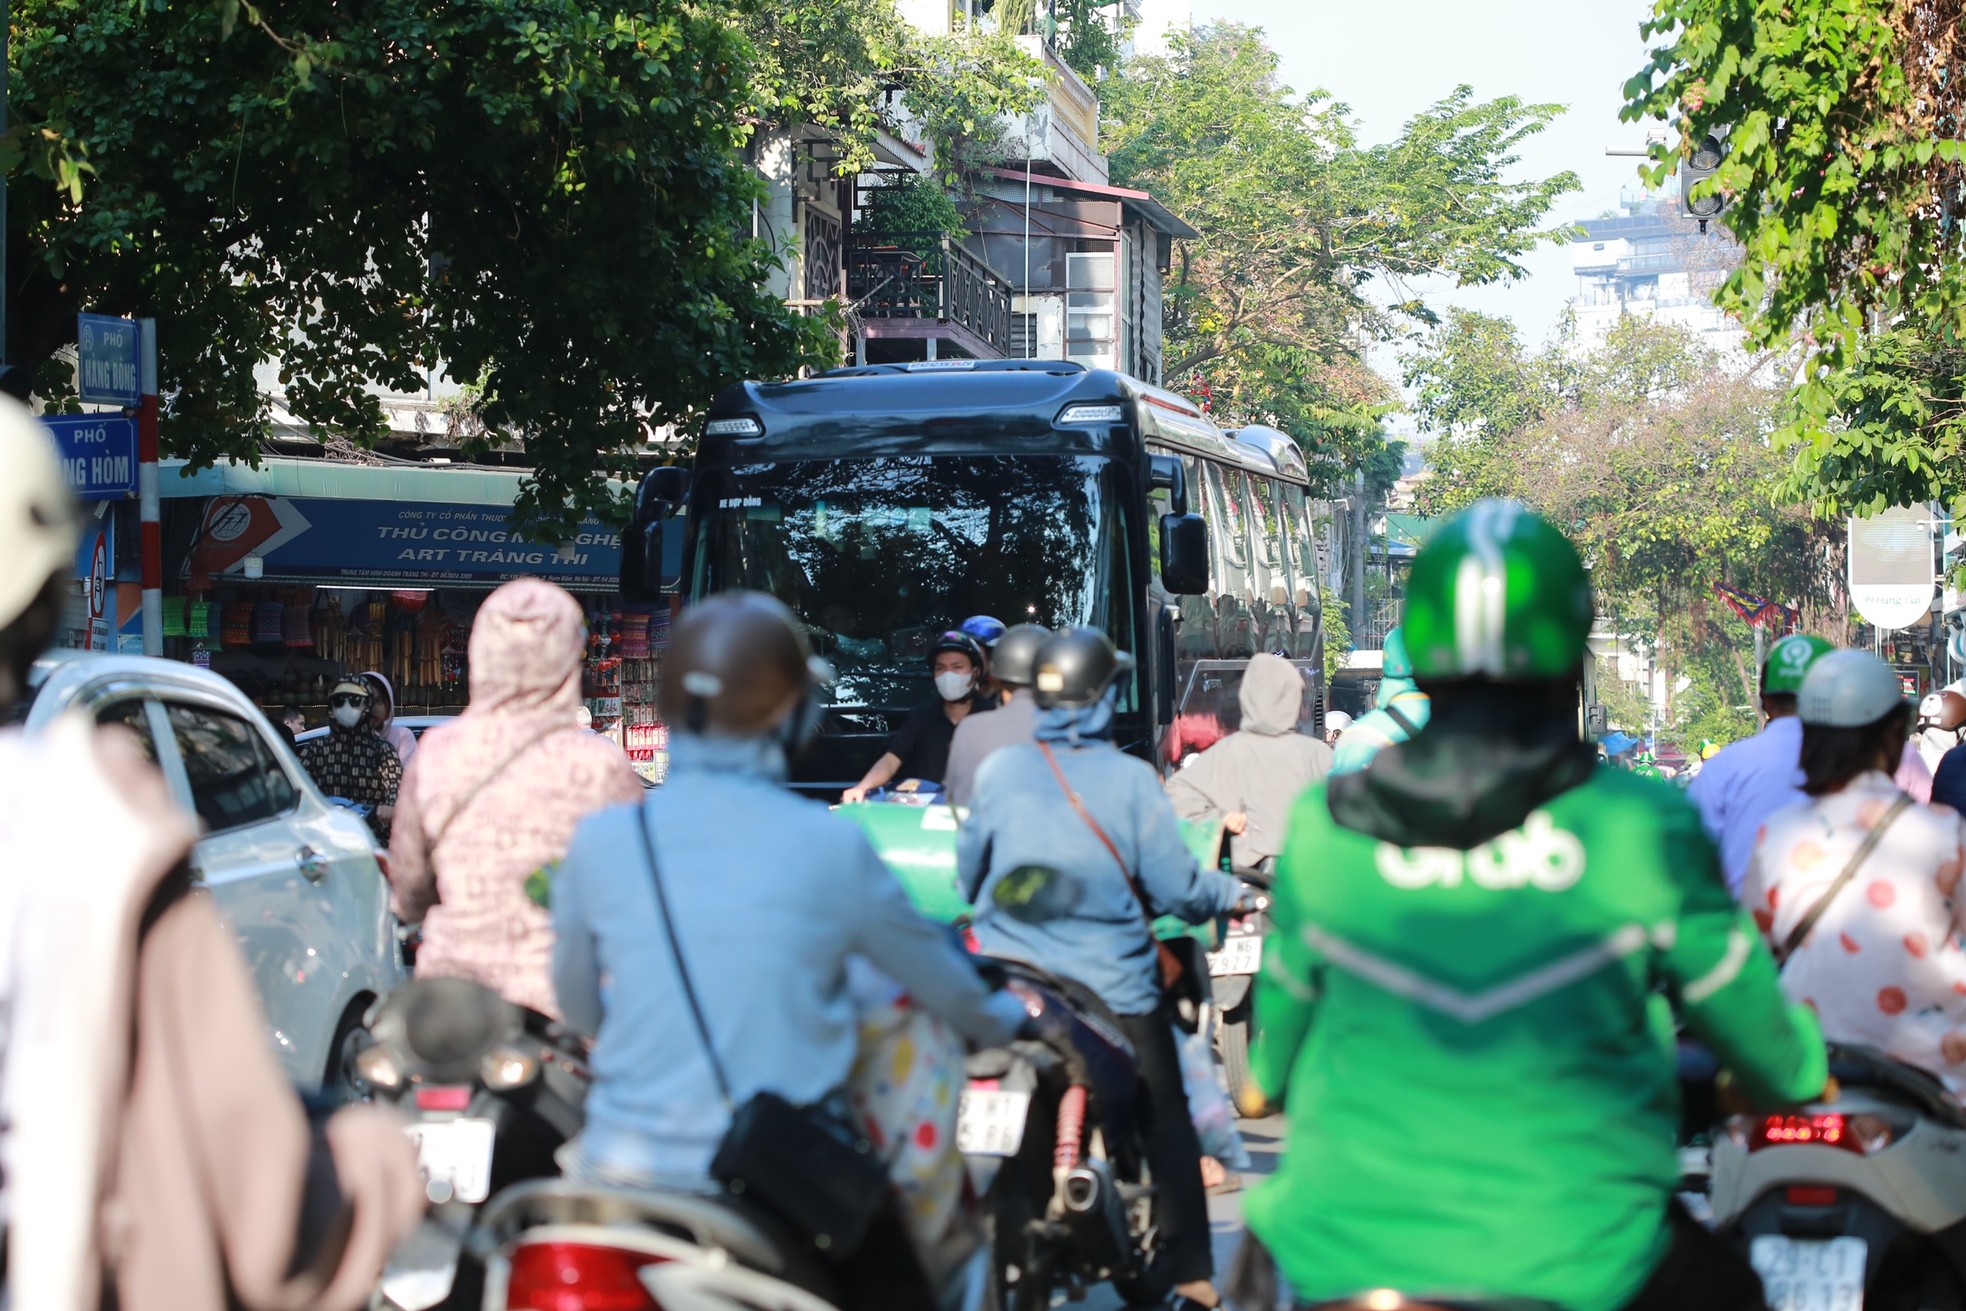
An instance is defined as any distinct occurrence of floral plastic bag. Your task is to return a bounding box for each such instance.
[844,959,980,1293]
[1178,1022,1251,1171]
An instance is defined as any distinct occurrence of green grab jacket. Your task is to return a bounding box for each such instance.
[1246,768,1825,1311]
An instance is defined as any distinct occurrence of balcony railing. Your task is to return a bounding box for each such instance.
[846,232,1013,357]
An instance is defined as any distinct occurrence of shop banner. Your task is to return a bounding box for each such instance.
[196,496,621,587]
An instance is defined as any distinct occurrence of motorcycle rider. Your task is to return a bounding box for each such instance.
[1914,687,1966,775]
[1247,499,1826,1311]
[1687,632,1834,895]
[842,630,993,801]
[1328,626,1430,774]
[942,622,1048,809]
[296,674,404,841]
[1743,649,1966,1089]
[361,670,417,768]
[0,399,420,1311]
[1165,651,1332,870]
[552,592,1030,1302]
[958,627,1247,1310]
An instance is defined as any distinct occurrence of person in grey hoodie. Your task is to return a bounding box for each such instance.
[1165,652,1332,870]
[942,623,1048,809]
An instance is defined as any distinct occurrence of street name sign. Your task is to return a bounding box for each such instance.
[41,414,139,499]
[77,314,142,407]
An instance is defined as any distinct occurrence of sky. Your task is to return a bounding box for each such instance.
[1190,0,1665,356]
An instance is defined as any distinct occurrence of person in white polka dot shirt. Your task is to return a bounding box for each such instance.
[1745,650,1966,1090]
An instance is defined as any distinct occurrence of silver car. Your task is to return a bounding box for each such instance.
[19,652,404,1091]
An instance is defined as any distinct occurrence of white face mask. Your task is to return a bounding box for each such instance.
[934,671,974,703]
[331,704,366,729]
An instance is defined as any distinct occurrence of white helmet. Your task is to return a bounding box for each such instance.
[1798,649,1905,728]
[1325,710,1354,734]
[0,397,80,632]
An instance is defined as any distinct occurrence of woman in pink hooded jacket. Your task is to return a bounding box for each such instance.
[389,579,644,1017]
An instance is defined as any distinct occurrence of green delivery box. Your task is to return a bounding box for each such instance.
[836,803,1224,945]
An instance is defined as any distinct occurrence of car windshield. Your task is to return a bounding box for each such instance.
[692,454,1132,714]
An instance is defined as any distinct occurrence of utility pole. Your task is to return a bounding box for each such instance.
[1350,469,1367,638]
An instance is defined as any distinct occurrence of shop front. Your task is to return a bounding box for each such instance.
[158,460,672,783]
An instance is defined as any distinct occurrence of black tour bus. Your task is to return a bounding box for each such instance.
[623,359,1327,796]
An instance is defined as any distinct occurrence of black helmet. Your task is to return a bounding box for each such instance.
[929,630,986,672]
[991,624,1050,689]
[1032,627,1134,709]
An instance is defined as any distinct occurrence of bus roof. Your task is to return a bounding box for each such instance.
[701,361,1308,484]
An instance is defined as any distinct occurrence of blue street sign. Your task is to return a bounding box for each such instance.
[42,414,139,499]
[76,314,142,407]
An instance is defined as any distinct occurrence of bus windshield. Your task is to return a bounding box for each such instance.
[692,454,1133,713]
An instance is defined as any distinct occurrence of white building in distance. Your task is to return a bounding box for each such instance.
[1568,205,1743,357]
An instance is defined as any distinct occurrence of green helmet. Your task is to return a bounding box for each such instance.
[1404,500,1593,681]
[1760,633,1834,697]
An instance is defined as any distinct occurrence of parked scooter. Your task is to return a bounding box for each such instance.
[354,977,590,1311]
[958,958,1170,1310]
[1207,866,1270,1107]
[472,1179,844,1311]
[1709,1043,1966,1311]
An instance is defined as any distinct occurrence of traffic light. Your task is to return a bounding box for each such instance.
[1682,132,1726,221]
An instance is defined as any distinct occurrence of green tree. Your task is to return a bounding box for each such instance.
[1101,25,1578,474]
[1413,315,1837,742]
[11,0,843,537]
[1623,0,1966,515]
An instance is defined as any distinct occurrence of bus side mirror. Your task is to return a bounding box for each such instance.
[619,517,685,601]
[1147,455,1188,517]
[1159,513,1209,595]
[635,465,691,521]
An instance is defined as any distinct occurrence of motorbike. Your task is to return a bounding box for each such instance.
[353,977,590,1311]
[1708,1043,1966,1311]
[472,1179,845,1311]
[1207,866,1271,1108]
[958,957,1170,1310]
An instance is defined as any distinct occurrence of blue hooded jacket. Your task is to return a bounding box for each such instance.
[957,691,1242,1014]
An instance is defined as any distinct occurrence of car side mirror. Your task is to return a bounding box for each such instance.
[1147,454,1188,517]
[1159,513,1209,595]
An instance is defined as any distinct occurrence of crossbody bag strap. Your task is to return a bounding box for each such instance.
[1780,792,1914,962]
[425,724,576,854]
[1381,703,1420,738]
[1038,741,1157,935]
[636,808,737,1113]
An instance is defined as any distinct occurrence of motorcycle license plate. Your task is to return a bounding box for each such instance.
[1749,1235,1865,1311]
[1208,933,1262,977]
[405,1118,495,1204]
[957,1087,1031,1157]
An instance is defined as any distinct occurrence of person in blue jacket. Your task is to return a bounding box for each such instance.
[1330,627,1432,775]
[553,593,1028,1305]
[957,627,1248,1311]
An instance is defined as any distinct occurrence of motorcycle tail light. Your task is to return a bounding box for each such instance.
[505,1240,663,1310]
[1740,1112,1901,1155]
[482,1045,540,1091]
[352,1044,403,1091]
[415,1084,472,1112]
[1788,1185,1840,1206]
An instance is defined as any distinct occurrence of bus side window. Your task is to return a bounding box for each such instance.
[1279,485,1322,662]
[1207,463,1255,659]
[1246,475,1290,655]
[1172,454,1218,662]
